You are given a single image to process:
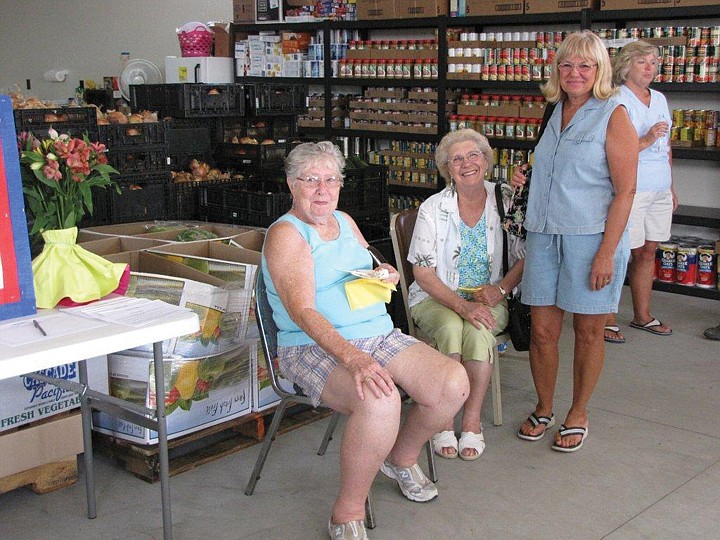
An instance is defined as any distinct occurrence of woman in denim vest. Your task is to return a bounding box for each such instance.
[515,31,638,452]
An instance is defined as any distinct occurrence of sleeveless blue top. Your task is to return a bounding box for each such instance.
[262,211,393,346]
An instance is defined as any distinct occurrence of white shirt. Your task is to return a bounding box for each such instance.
[406,182,525,308]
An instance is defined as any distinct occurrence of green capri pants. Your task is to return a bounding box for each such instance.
[410,296,509,363]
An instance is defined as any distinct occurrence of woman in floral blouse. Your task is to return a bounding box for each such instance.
[407,129,525,460]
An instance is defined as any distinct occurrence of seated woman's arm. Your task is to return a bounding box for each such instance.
[343,211,399,286]
[414,265,497,331]
[265,222,395,400]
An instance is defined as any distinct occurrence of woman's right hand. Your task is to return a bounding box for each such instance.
[510,164,528,189]
[458,299,497,331]
[345,349,395,401]
[642,121,669,146]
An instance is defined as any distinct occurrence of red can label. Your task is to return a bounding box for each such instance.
[696,245,716,288]
[676,245,697,286]
[656,242,677,282]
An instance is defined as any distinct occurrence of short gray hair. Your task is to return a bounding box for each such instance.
[612,40,660,85]
[285,141,345,187]
[435,129,494,184]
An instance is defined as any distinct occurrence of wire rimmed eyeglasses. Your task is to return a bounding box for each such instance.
[447,150,484,167]
[295,176,343,188]
[557,62,597,74]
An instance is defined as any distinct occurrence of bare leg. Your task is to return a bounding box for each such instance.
[604,313,625,342]
[436,352,462,458]
[321,366,402,524]
[459,358,491,458]
[519,305,564,438]
[629,241,671,333]
[554,312,607,449]
[385,343,469,468]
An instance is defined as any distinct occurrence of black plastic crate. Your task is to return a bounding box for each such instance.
[14,107,97,130]
[130,84,245,118]
[247,83,307,115]
[198,180,291,227]
[77,187,113,228]
[216,142,290,168]
[166,117,216,171]
[172,178,234,220]
[107,146,171,174]
[98,121,168,148]
[339,165,388,216]
[111,175,170,223]
[219,116,295,143]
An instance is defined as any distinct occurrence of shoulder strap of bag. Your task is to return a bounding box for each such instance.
[537,101,556,142]
[494,182,509,276]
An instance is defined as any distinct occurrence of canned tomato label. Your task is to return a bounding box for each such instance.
[656,242,678,282]
[696,245,716,288]
[676,245,698,286]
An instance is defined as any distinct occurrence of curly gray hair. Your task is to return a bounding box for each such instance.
[435,129,494,185]
[285,141,345,187]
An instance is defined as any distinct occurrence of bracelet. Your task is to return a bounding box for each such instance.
[496,284,507,297]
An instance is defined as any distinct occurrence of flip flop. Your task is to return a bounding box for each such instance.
[604,325,626,344]
[517,412,555,441]
[552,425,589,453]
[629,318,672,336]
[431,430,458,459]
[458,430,485,461]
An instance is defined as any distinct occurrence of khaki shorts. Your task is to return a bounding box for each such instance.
[628,190,673,250]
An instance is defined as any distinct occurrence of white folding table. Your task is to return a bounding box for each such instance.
[0,307,199,540]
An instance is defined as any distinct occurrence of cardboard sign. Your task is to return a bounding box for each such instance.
[0,95,36,321]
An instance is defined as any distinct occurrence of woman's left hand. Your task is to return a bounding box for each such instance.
[590,252,615,290]
[473,284,505,307]
[375,263,400,286]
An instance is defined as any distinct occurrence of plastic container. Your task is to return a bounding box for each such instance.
[177,22,214,58]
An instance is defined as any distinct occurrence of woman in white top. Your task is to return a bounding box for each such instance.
[604,40,677,343]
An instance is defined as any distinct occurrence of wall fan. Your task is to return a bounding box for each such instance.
[119,59,163,101]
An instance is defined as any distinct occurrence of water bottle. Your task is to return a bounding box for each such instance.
[654,114,669,153]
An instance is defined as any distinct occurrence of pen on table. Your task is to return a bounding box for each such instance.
[33,319,47,337]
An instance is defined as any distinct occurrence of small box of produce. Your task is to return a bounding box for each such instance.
[130,83,245,118]
[98,119,168,148]
[246,83,307,115]
[111,174,171,223]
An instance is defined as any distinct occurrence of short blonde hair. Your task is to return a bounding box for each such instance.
[612,40,660,85]
[541,30,617,103]
[435,129,494,185]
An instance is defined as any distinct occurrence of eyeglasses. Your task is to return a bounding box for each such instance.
[448,150,484,167]
[558,62,597,74]
[295,176,342,188]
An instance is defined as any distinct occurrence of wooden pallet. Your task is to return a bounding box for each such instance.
[0,458,78,495]
[94,405,332,483]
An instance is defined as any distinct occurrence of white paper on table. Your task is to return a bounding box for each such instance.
[0,312,107,347]
[63,296,193,327]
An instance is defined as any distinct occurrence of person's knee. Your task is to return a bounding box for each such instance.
[441,360,470,408]
[352,389,402,423]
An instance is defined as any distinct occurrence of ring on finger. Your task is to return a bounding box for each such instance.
[364,376,372,383]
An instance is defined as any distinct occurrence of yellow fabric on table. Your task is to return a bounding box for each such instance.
[344,278,396,311]
[32,227,127,309]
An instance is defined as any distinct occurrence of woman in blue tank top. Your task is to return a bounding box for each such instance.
[262,142,469,539]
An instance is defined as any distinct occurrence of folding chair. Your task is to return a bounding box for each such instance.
[390,208,510,426]
[245,270,375,527]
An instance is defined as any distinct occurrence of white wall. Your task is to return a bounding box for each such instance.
[0,0,232,101]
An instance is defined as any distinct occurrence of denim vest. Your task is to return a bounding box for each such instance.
[525,96,624,235]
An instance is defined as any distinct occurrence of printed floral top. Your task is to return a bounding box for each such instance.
[407,182,525,308]
[457,216,491,300]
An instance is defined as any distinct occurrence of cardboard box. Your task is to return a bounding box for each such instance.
[0,412,82,479]
[209,23,233,58]
[79,236,170,258]
[674,0,716,6]
[256,0,283,22]
[122,246,259,358]
[80,222,249,242]
[357,0,396,19]
[93,343,252,444]
[234,0,256,21]
[524,0,598,14]
[466,0,523,16]
[397,0,448,17]
[599,0,670,8]
[1,356,108,433]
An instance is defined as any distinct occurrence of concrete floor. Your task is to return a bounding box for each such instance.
[1,289,719,540]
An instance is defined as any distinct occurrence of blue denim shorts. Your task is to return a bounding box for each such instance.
[522,231,629,314]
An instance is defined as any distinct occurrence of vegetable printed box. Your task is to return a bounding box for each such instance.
[121,246,259,358]
[93,343,252,444]
[244,322,295,412]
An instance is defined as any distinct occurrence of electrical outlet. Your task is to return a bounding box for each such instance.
[26,79,31,90]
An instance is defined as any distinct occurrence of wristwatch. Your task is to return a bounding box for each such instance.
[496,284,508,297]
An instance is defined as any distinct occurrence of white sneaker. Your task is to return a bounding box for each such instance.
[328,519,368,540]
[380,460,438,502]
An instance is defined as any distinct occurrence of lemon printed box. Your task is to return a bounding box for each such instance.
[93,343,252,444]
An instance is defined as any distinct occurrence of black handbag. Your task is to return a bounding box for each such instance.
[494,183,532,352]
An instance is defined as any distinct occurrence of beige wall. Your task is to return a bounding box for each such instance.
[0,0,232,101]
